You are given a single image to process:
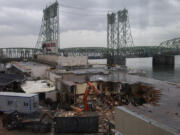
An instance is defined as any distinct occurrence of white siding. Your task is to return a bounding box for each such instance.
[48,71,61,82]
[58,56,88,66]
[0,95,39,113]
[37,55,88,67]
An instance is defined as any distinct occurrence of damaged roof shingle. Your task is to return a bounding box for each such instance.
[0,73,25,86]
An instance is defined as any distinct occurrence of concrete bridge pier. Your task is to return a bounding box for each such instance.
[107,56,126,66]
[152,55,175,70]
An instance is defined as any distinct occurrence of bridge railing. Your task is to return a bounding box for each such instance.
[0,48,42,59]
[1,45,180,61]
[59,46,162,58]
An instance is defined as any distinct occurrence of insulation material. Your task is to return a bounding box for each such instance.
[76,83,87,95]
[76,82,97,95]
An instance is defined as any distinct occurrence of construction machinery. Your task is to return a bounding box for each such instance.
[83,82,101,111]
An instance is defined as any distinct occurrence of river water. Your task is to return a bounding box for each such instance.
[89,55,180,83]
[0,58,179,135]
[126,55,180,83]
[1,56,180,83]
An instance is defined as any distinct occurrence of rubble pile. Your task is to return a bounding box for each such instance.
[75,82,162,134]
[58,111,84,117]
[127,82,161,106]
[87,82,162,108]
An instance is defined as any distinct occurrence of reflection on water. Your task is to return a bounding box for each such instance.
[127,55,180,83]
[89,56,180,83]
[1,56,179,83]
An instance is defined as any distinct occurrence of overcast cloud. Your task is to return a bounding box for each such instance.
[0,0,180,48]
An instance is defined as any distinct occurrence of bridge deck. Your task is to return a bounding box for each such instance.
[0,46,180,60]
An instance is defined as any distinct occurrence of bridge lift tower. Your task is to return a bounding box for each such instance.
[107,9,134,66]
[35,1,59,54]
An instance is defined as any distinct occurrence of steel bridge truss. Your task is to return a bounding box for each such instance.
[0,45,180,60]
[158,37,180,55]
[107,9,134,57]
[0,48,41,59]
[36,1,59,54]
[1,38,180,61]
[59,46,161,58]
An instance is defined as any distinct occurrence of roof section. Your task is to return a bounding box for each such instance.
[0,73,25,86]
[21,80,55,94]
[0,92,37,97]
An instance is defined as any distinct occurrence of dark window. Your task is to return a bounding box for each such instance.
[33,102,37,108]
[24,102,28,106]
[8,101,13,105]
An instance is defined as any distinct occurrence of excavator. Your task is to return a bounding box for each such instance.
[83,82,100,111]
[71,81,100,112]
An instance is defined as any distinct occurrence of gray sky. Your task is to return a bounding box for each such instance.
[0,0,180,48]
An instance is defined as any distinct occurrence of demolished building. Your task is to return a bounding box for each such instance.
[0,73,25,92]
[1,59,179,135]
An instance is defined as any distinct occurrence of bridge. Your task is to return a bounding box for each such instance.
[1,37,180,59]
[1,38,180,61]
[59,45,180,59]
[0,48,41,63]
[1,3,180,66]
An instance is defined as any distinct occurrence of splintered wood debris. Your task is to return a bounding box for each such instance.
[74,81,161,134]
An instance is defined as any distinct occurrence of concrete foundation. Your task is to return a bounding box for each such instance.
[107,56,126,66]
[153,55,175,71]
[153,64,174,72]
[153,55,175,66]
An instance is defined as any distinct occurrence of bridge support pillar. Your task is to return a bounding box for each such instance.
[107,56,126,66]
[153,55,175,70]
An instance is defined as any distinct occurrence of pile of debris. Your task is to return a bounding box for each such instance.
[58,111,83,117]
[3,111,51,133]
[121,82,161,106]
[0,73,25,92]
[74,81,161,134]
[2,80,161,135]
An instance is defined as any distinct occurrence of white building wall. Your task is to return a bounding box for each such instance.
[37,55,88,67]
[58,56,88,66]
[48,71,61,82]
[0,95,39,113]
